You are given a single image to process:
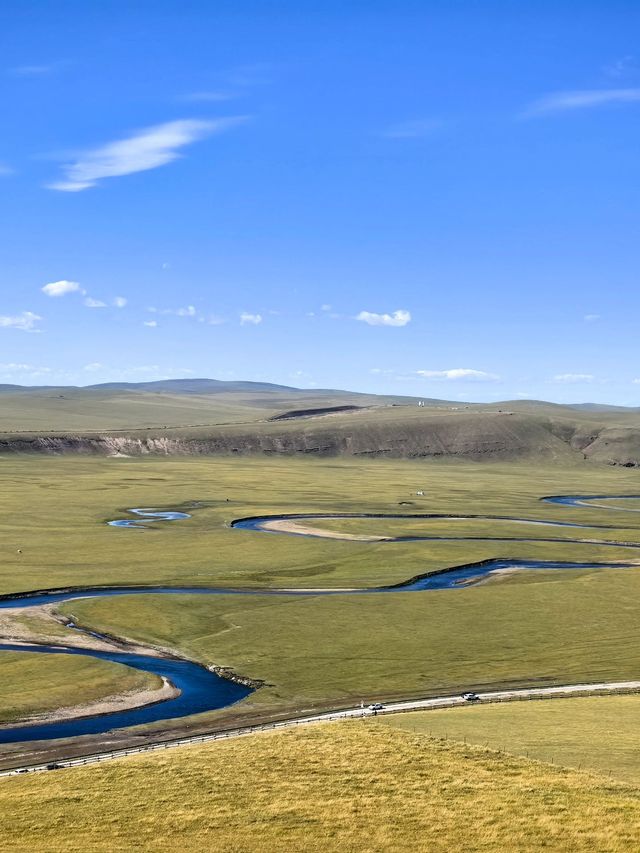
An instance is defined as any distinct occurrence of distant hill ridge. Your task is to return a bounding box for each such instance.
[0,378,639,465]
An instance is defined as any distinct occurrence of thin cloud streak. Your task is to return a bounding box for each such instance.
[417,368,499,381]
[381,119,443,139]
[0,311,41,331]
[47,117,247,192]
[183,91,236,102]
[9,63,57,77]
[552,373,594,383]
[522,88,640,117]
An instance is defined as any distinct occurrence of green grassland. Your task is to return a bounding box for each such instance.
[0,385,408,434]
[1,455,640,731]
[64,567,640,727]
[0,652,160,724]
[383,695,640,786]
[3,454,640,847]
[1,721,640,852]
[2,454,640,596]
[303,513,640,544]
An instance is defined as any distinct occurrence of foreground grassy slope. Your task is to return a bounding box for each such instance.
[0,652,159,724]
[384,695,640,785]
[1,722,639,852]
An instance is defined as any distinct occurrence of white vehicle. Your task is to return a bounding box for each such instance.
[461,692,480,702]
[368,703,384,711]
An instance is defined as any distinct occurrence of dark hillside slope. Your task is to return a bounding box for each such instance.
[1,382,640,464]
[0,410,582,463]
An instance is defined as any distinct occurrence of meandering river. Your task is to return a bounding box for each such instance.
[1,494,639,745]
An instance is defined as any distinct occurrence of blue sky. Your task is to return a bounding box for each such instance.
[1,0,639,403]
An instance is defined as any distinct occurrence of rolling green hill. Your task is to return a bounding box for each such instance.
[0,379,639,465]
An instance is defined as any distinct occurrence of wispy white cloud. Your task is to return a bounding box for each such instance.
[42,279,84,297]
[357,309,411,327]
[604,55,637,78]
[0,163,14,176]
[183,63,271,103]
[0,311,41,331]
[240,312,262,325]
[552,373,594,383]
[183,91,236,102]
[417,368,499,381]
[143,320,158,327]
[381,119,443,139]
[226,63,272,88]
[83,362,103,372]
[84,296,107,308]
[9,63,58,77]
[153,304,196,317]
[0,362,51,377]
[584,313,601,322]
[113,297,127,308]
[522,88,640,117]
[47,117,246,192]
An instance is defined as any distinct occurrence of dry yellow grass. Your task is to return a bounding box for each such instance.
[383,695,640,785]
[1,721,640,852]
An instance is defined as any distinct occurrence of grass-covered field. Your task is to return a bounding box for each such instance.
[64,568,640,727]
[1,721,640,852]
[383,695,640,785]
[3,455,640,846]
[0,652,159,724]
[2,454,640,595]
[2,455,640,732]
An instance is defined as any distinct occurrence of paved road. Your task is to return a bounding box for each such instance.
[2,678,639,778]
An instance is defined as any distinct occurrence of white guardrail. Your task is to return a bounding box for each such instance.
[2,680,640,778]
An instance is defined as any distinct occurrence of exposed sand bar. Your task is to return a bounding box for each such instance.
[260,518,390,541]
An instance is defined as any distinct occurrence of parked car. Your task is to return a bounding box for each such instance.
[368,703,384,711]
[461,692,480,702]
[46,763,62,771]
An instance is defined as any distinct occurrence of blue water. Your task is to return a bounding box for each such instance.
[108,508,192,528]
[0,643,250,745]
[2,493,640,746]
[542,495,640,510]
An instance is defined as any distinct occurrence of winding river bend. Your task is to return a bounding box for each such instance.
[1,494,639,745]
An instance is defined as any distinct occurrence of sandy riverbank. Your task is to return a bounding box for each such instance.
[0,676,179,731]
[260,518,390,541]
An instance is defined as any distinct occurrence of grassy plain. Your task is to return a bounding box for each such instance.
[2,454,640,596]
[383,695,640,785]
[65,568,640,726]
[0,652,159,724]
[2,455,640,732]
[1,721,640,852]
